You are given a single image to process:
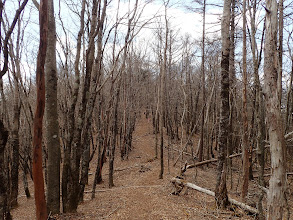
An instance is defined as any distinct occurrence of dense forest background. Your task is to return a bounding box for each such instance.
[1,0,293,219]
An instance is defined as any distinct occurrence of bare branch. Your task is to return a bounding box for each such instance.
[0,0,29,79]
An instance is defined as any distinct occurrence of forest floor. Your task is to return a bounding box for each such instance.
[11,115,293,219]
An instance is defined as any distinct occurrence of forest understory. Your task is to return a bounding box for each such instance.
[11,115,293,220]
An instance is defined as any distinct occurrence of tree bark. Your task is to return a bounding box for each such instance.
[227,0,236,189]
[0,120,10,219]
[32,0,48,219]
[45,0,60,214]
[249,1,266,217]
[241,0,250,201]
[61,0,86,213]
[264,0,286,219]
[159,2,168,179]
[0,0,29,211]
[278,0,283,105]
[198,0,206,162]
[10,31,21,209]
[215,0,231,208]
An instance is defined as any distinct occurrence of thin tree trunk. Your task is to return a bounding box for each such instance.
[198,0,206,162]
[79,0,107,200]
[61,0,86,213]
[4,0,29,209]
[109,84,120,188]
[22,160,31,198]
[278,0,283,105]
[249,1,266,217]
[241,0,250,201]
[10,73,21,208]
[286,59,293,131]
[228,0,236,190]
[32,0,48,219]
[159,3,168,179]
[0,120,10,219]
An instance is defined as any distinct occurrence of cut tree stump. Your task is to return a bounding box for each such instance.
[171,178,258,215]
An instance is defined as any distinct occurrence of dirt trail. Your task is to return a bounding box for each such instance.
[75,115,204,220]
[11,115,252,219]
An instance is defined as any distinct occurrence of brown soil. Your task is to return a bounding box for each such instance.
[12,115,290,219]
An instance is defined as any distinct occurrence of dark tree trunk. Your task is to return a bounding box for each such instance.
[241,0,250,201]
[109,85,120,188]
[0,120,10,220]
[22,160,31,198]
[215,0,231,208]
[61,0,85,213]
[10,93,20,207]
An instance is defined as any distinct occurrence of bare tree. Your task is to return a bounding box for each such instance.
[0,120,10,220]
[45,0,60,214]
[241,0,250,201]
[264,0,286,219]
[248,0,266,217]
[61,0,86,213]
[0,0,28,217]
[159,0,169,179]
[32,0,48,219]
[278,0,283,104]
[8,13,22,208]
[198,0,206,162]
[215,0,231,208]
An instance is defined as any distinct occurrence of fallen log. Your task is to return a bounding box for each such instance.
[185,158,217,169]
[171,178,258,215]
[181,153,242,174]
[181,147,271,174]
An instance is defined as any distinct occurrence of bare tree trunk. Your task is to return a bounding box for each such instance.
[61,0,85,213]
[7,22,23,207]
[0,120,10,220]
[10,56,21,209]
[278,0,283,105]
[1,0,29,209]
[159,2,168,179]
[249,1,266,217]
[155,88,159,158]
[264,0,286,219]
[22,159,31,198]
[241,0,249,201]
[79,0,107,201]
[45,0,60,214]
[286,58,293,132]
[92,121,106,198]
[109,82,121,188]
[198,0,206,162]
[228,0,236,189]
[32,0,48,219]
[215,0,231,208]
